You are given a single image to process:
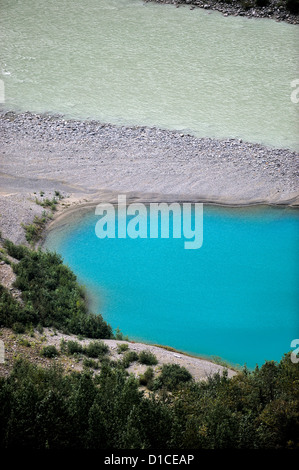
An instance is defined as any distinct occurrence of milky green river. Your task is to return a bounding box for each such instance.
[1,0,298,149]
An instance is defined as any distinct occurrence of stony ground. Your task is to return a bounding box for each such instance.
[1,111,298,244]
[0,327,237,383]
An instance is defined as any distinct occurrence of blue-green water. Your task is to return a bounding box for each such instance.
[44,205,299,368]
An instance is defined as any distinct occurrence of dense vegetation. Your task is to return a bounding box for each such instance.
[0,353,298,449]
[0,240,113,339]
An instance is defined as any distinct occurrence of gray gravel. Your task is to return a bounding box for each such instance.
[0,111,298,243]
[41,328,238,380]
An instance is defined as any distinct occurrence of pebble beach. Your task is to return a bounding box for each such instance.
[1,111,298,243]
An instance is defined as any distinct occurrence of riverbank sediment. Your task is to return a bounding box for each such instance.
[1,111,298,243]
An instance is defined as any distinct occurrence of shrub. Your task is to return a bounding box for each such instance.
[60,338,67,353]
[2,241,113,339]
[22,212,50,243]
[83,358,99,369]
[54,191,63,200]
[154,364,193,391]
[139,367,155,389]
[41,345,59,358]
[18,338,31,347]
[12,322,26,334]
[84,341,109,358]
[0,284,25,328]
[27,324,35,337]
[139,374,147,386]
[35,196,58,211]
[3,241,28,260]
[117,343,129,354]
[66,340,83,355]
[122,350,139,368]
[114,327,128,341]
[100,356,112,368]
[138,350,158,366]
[36,323,44,335]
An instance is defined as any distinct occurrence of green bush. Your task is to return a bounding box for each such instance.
[84,341,109,358]
[2,241,28,260]
[122,350,139,368]
[114,327,128,341]
[139,367,155,389]
[54,191,63,199]
[66,340,83,355]
[117,343,129,354]
[0,284,35,328]
[99,356,112,368]
[41,345,59,358]
[35,197,58,212]
[18,338,31,347]
[154,364,193,391]
[83,358,99,369]
[12,322,26,334]
[138,350,158,366]
[22,213,49,243]
[2,241,113,339]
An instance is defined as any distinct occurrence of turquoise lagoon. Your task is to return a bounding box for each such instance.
[44,205,299,369]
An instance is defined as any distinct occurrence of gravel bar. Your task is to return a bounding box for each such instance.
[0,111,298,243]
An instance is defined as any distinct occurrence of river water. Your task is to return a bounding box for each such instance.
[1,0,298,149]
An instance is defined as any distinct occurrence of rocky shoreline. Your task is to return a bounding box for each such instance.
[0,326,237,380]
[145,0,299,24]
